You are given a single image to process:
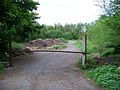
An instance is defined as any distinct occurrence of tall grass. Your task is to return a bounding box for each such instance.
[75,40,96,54]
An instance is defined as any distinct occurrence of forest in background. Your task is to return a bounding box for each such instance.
[15,23,84,42]
[0,0,120,89]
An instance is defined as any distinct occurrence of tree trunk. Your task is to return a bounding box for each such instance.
[8,34,13,67]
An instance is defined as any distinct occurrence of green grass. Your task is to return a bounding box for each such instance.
[52,44,66,50]
[59,38,68,43]
[101,48,115,57]
[75,40,96,54]
[87,41,96,53]
[75,40,82,50]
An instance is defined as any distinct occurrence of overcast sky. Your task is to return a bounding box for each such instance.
[34,0,101,25]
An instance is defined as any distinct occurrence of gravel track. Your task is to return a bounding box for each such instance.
[0,41,100,90]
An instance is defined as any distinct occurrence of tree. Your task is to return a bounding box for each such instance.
[89,0,120,54]
[0,0,39,66]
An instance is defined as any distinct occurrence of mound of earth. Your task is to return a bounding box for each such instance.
[25,39,63,50]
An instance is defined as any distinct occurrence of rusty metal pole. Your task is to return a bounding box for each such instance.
[85,33,87,63]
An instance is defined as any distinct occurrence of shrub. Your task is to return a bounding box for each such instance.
[88,65,120,90]
[101,48,115,57]
[12,42,24,50]
[89,65,119,79]
[0,52,8,62]
[97,73,120,90]
[87,41,96,54]
[0,64,5,73]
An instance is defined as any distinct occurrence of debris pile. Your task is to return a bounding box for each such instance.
[25,39,63,49]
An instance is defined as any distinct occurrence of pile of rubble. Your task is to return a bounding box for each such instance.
[25,39,63,50]
[12,39,64,56]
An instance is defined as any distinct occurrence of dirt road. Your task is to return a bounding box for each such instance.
[0,41,99,90]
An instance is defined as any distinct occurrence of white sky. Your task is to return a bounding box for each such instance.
[34,0,101,25]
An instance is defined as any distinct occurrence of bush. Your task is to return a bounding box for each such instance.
[101,48,115,57]
[97,73,120,90]
[88,65,120,90]
[12,42,25,50]
[0,64,5,73]
[0,52,8,62]
[87,41,96,54]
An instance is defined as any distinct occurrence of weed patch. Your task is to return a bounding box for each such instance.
[52,44,66,50]
[88,65,120,90]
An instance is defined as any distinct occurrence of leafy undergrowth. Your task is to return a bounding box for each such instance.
[0,64,5,73]
[75,40,97,53]
[88,65,120,90]
[12,41,25,50]
[75,47,120,90]
[75,39,120,90]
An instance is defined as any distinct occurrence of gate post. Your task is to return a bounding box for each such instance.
[82,28,87,66]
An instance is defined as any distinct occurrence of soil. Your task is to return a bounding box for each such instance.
[0,41,100,90]
[25,39,63,50]
[95,55,120,66]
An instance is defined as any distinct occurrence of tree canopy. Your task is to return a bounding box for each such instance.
[87,0,120,54]
[0,0,40,65]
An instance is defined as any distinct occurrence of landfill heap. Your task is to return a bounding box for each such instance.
[13,39,63,56]
[25,39,63,50]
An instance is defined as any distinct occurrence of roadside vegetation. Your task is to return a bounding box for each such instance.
[52,44,66,50]
[0,0,120,89]
[76,0,120,89]
[0,64,5,73]
[0,0,83,67]
[89,65,120,90]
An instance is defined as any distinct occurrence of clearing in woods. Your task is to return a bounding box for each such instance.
[0,41,100,90]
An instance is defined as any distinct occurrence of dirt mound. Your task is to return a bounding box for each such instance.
[95,55,120,66]
[25,39,63,49]
[13,39,63,56]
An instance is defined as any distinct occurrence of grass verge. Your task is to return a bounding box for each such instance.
[75,40,120,90]
[52,44,66,50]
